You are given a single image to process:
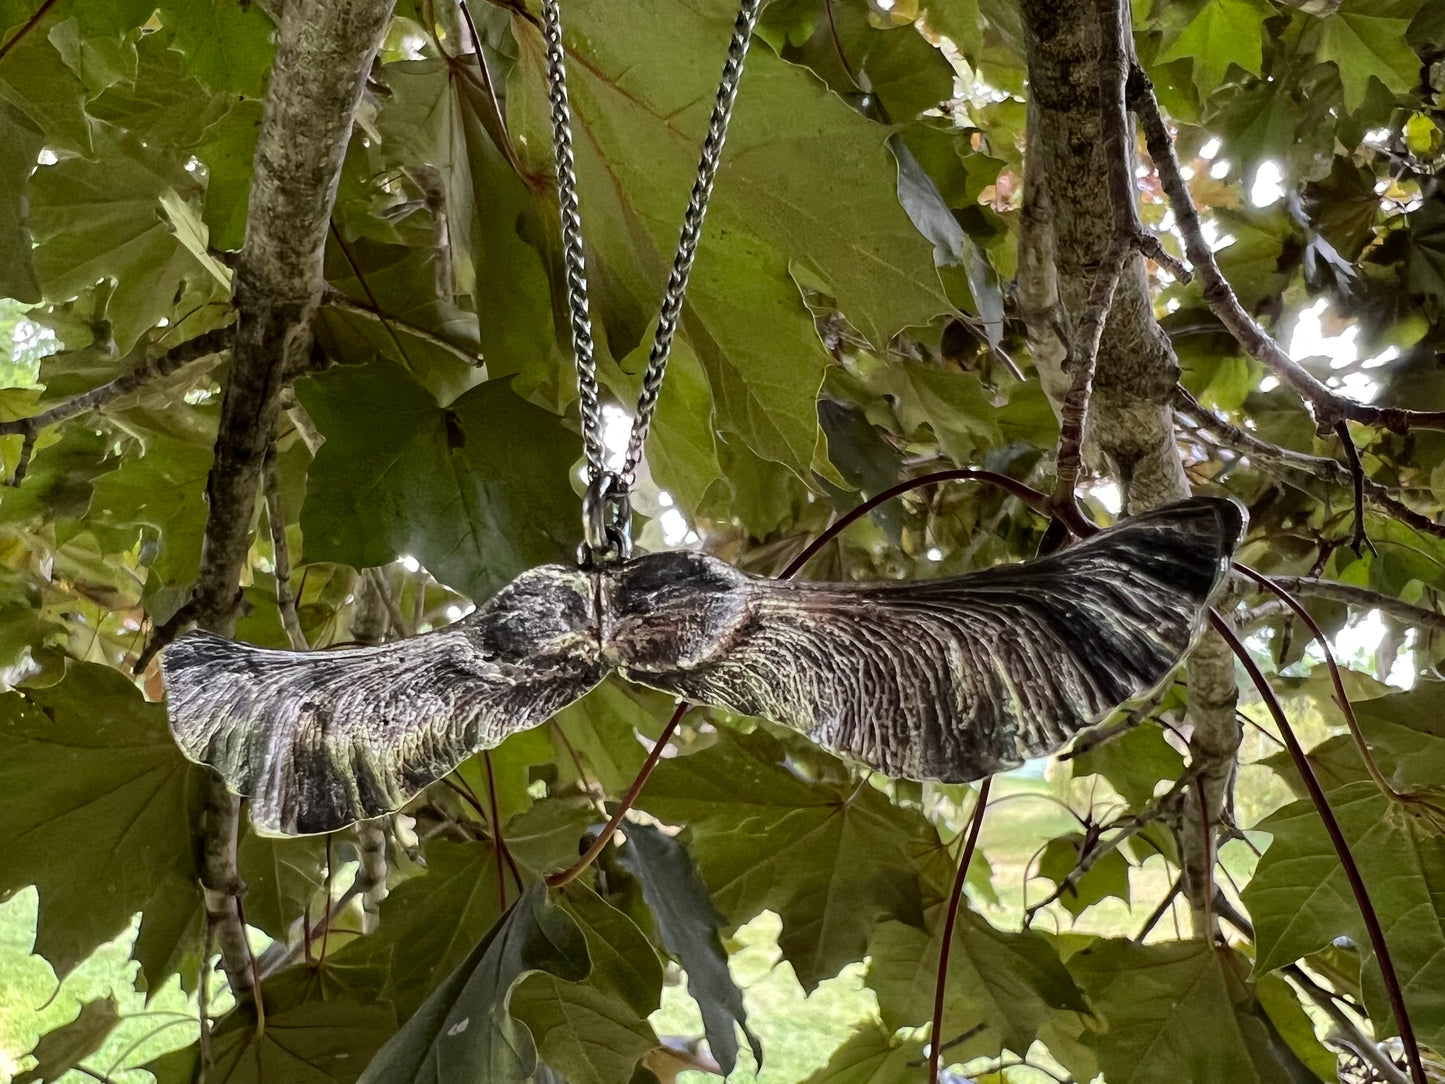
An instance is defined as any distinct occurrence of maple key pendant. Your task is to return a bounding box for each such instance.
[162,496,1244,837]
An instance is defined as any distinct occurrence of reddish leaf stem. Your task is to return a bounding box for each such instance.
[483,750,524,896]
[930,778,992,1084]
[1209,613,1426,1084]
[1234,565,1403,803]
[783,468,1069,579]
[545,701,691,888]
[0,0,59,61]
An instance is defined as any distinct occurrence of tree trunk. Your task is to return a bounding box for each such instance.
[1018,0,1239,927]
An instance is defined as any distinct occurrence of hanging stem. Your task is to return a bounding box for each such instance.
[546,701,691,888]
[929,777,992,1084]
[1235,565,1445,825]
[484,750,524,896]
[546,467,1064,889]
[1209,613,1426,1084]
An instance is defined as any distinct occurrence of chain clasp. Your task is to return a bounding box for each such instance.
[580,471,633,565]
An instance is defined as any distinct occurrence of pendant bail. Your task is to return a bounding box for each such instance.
[580,470,633,565]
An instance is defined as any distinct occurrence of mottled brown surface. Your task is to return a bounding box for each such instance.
[163,498,1243,836]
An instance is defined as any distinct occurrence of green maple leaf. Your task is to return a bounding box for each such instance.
[296,361,580,604]
[642,725,945,989]
[0,663,198,980]
[1070,940,1311,1084]
[1157,0,1275,96]
[1244,781,1445,1051]
[866,917,1085,1060]
[156,0,276,98]
[508,0,952,476]
[1317,6,1420,112]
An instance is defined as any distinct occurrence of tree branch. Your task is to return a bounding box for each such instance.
[1175,387,1445,541]
[1024,0,1240,936]
[142,0,396,663]
[1050,0,1188,505]
[1256,575,1445,633]
[1130,67,1445,435]
[263,449,308,651]
[1024,762,1198,924]
[141,0,397,1000]
[0,326,232,483]
[1285,964,1412,1084]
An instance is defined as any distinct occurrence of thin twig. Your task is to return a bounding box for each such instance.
[442,776,490,822]
[1024,764,1197,922]
[929,778,991,1084]
[234,894,266,1040]
[0,0,62,62]
[1284,964,1412,1084]
[1210,613,1427,1084]
[1133,875,1182,942]
[822,0,862,91]
[0,327,232,441]
[263,448,308,650]
[198,920,213,1081]
[1256,574,1445,633]
[257,883,363,979]
[364,567,411,639]
[1238,566,1445,824]
[9,429,36,487]
[546,701,691,888]
[455,1,529,178]
[320,291,480,369]
[1175,387,1445,542]
[327,224,414,372]
[1130,68,1445,435]
[484,750,524,895]
[1334,421,1376,556]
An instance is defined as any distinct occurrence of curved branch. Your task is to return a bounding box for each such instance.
[320,290,482,369]
[929,779,991,1084]
[1131,69,1445,435]
[1209,613,1427,1084]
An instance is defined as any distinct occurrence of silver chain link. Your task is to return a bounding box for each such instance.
[541,0,606,478]
[619,0,761,482]
[541,0,761,553]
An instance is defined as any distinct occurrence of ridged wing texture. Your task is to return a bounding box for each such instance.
[162,566,603,835]
[612,497,1244,782]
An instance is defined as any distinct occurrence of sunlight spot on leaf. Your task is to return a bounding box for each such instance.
[1199,137,1221,160]
[1249,160,1284,207]
[1363,345,1399,369]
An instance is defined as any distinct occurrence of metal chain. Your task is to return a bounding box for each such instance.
[620,0,761,482]
[541,0,761,552]
[541,0,606,478]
